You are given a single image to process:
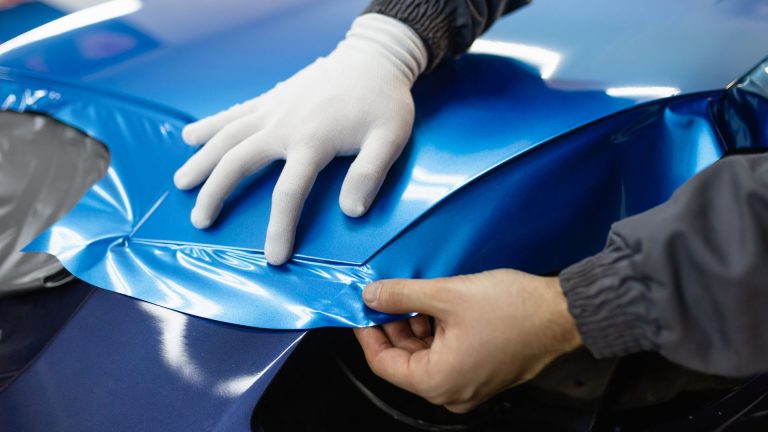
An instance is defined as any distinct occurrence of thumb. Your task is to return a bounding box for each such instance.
[363,279,445,316]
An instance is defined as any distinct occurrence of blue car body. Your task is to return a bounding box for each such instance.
[0,0,767,430]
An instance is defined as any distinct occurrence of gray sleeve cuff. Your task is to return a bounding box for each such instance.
[559,234,659,359]
[365,0,531,70]
[364,0,456,70]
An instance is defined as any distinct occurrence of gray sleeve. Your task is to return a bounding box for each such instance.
[559,153,768,377]
[365,0,531,70]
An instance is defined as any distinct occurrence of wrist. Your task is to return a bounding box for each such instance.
[342,14,428,84]
[544,276,583,355]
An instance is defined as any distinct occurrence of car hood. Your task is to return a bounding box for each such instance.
[1,0,767,330]
[1,2,767,431]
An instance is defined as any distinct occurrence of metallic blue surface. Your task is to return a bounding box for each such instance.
[366,92,733,279]
[0,2,63,44]
[482,1,768,97]
[0,0,364,117]
[2,0,767,117]
[0,0,766,329]
[0,282,304,431]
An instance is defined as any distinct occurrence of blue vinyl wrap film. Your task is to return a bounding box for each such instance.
[1,0,766,329]
[4,59,766,329]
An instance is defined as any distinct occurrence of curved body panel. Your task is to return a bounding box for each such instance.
[1,0,767,328]
[0,1,767,430]
[1,0,767,115]
[0,282,303,432]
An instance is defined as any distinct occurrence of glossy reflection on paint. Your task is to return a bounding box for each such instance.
[1,0,767,330]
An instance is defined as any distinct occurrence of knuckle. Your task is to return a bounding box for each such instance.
[424,284,452,311]
[273,183,305,202]
[292,125,330,145]
[349,160,381,178]
[434,276,464,300]
[215,123,245,142]
[224,101,245,115]
[424,391,450,407]
[456,386,479,405]
[218,152,249,177]
[368,362,387,380]
[293,148,330,167]
[294,127,318,143]
[196,189,222,210]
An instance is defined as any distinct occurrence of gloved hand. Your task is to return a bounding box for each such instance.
[174,13,427,265]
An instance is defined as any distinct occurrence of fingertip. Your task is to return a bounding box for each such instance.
[339,169,379,218]
[354,325,392,358]
[182,123,205,145]
[173,169,195,190]
[362,281,382,306]
[366,278,443,316]
[339,194,370,218]
[265,254,289,266]
[190,207,213,229]
[264,242,290,266]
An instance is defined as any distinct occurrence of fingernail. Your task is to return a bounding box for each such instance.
[363,282,380,305]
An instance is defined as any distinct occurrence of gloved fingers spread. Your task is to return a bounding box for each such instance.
[190,139,279,229]
[265,153,331,265]
[339,130,406,217]
[174,113,264,190]
[182,97,262,145]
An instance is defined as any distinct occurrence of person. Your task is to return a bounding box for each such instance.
[174,0,768,413]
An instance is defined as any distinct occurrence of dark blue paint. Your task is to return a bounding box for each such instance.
[0,282,303,431]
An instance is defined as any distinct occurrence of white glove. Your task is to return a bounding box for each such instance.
[174,13,427,265]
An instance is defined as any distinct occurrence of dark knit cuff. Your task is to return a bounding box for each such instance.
[365,0,455,70]
[560,235,659,359]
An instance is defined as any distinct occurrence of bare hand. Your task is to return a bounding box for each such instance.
[354,269,582,413]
